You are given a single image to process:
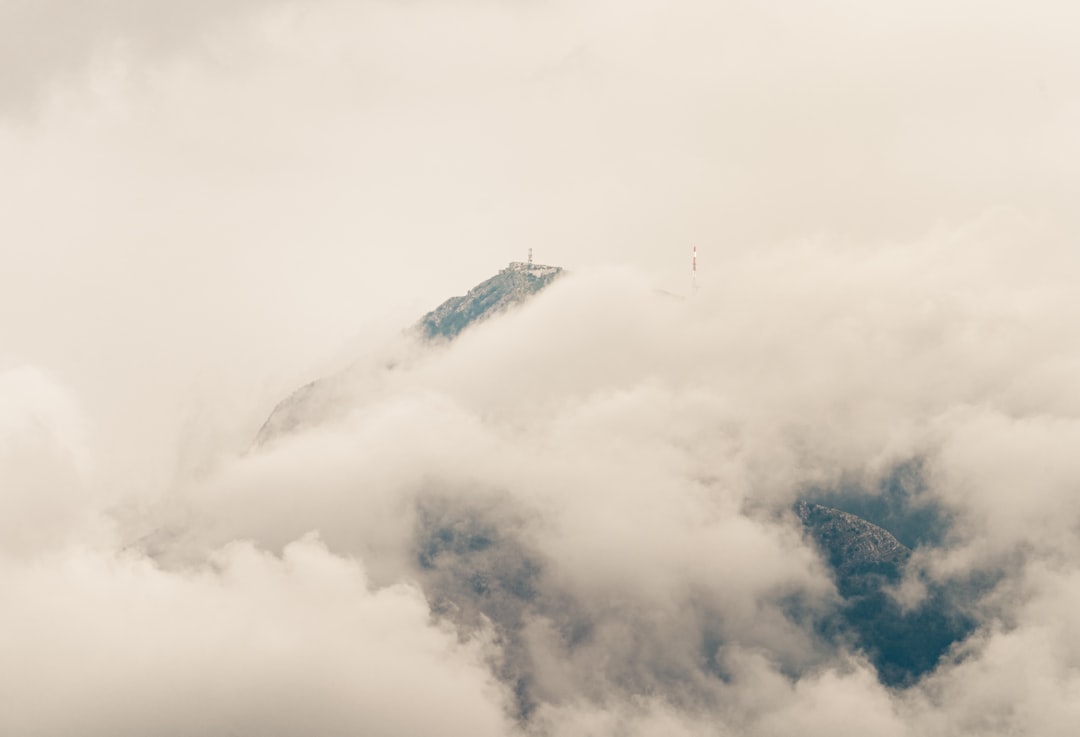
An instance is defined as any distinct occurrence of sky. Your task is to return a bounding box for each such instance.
[2,1,1080,735]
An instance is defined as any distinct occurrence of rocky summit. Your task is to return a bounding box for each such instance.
[417,261,564,341]
[794,501,910,596]
[795,500,973,687]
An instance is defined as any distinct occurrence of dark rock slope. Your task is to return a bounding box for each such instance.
[794,501,910,595]
[795,501,974,687]
[418,261,563,341]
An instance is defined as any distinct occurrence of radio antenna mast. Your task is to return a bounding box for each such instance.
[691,245,698,295]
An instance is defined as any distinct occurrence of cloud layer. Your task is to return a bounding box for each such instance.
[3,1,1080,734]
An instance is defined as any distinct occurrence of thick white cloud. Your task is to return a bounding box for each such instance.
[0,535,512,737]
[0,0,287,110]
[3,0,1080,734]
[0,367,107,555]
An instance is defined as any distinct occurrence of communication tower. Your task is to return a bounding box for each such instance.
[692,245,698,295]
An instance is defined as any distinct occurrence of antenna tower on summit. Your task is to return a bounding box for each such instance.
[528,248,533,266]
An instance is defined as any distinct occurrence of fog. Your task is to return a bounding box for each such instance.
[3,1,1079,735]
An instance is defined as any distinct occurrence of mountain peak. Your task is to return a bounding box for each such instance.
[255,261,564,444]
[416,261,564,341]
[795,501,911,590]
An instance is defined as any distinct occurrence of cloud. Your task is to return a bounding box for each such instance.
[2,0,1080,734]
[170,227,1080,730]
[0,367,106,555]
[0,0,288,112]
[0,534,512,737]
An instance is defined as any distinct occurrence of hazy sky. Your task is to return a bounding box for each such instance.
[3,1,1080,735]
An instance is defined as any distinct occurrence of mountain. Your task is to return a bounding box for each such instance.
[254,261,564,444]
[418,261,564,341]
[795,501,974,687]
[794,501,910,596]
[252,265,973,694]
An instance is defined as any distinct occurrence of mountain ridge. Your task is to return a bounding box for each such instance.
[417,261,564,341]
[795,499,974,687]
[251,264,974,693]
[254,261,565,444]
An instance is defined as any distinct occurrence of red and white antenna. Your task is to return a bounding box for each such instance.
[691,245,698,295]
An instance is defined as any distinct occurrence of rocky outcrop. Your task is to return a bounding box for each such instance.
[417,262,563,341]
[794,501,910,596]
[795,500,973,687]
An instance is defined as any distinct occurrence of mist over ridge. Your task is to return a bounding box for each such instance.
[3,1,1080,735]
